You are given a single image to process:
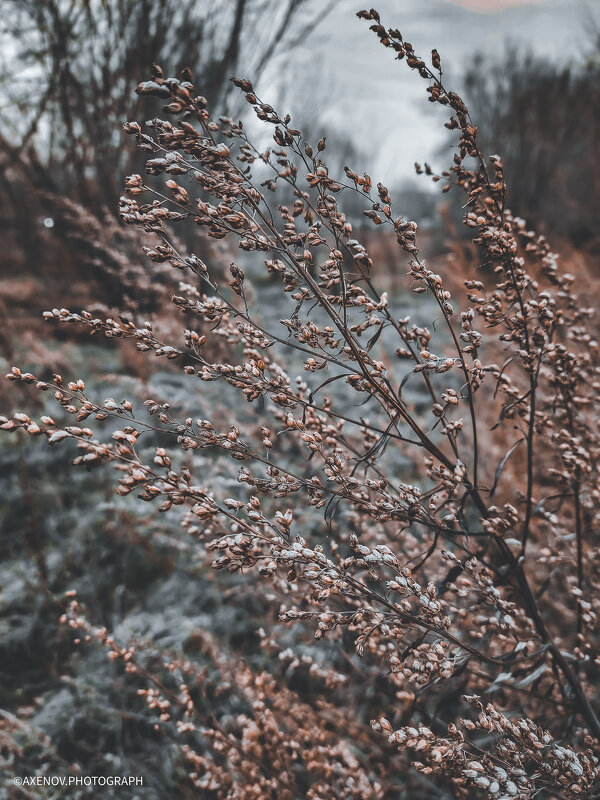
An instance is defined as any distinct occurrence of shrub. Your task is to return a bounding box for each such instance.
[463,43,600,246]
[2,8,599,798]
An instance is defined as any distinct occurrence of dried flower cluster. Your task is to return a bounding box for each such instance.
[3,9,599,798]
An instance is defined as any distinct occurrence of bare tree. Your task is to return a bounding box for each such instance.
[0,0,334,308]
[463,41,600,247]
[0,0,326,210]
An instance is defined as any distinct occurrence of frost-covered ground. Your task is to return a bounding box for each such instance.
[0,273,452,796]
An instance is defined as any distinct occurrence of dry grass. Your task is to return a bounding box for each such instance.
[2,8,599,798]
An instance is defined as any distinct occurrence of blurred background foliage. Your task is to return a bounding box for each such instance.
[0,0,598,796]
[464,37,600,246]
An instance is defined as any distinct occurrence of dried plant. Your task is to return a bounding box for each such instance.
[3,8,600,798]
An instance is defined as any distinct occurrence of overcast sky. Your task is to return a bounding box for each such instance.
[256,0,596,184]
